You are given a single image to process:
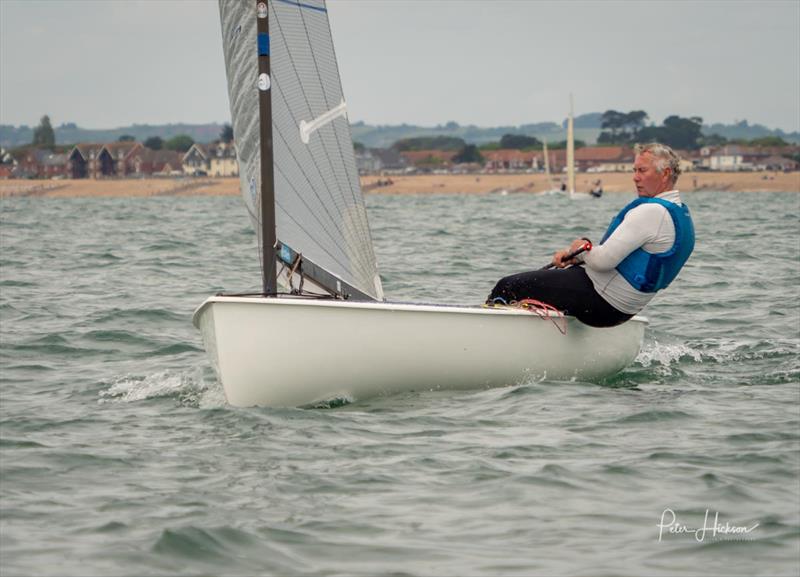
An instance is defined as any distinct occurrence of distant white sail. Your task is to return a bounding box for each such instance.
[567,94,575,195]
[219,0,383,300]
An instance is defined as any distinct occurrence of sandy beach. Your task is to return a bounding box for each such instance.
[0,171,797,198]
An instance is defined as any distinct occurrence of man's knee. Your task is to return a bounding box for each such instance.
[488,275,515,302]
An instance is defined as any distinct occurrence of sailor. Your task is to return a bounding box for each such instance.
[590,179,603,198]
[487,143,694,327]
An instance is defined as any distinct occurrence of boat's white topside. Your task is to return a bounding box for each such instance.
[193,294,648,407]
[192,294,648,326]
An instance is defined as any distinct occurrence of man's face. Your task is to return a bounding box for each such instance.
[633,152,671,197]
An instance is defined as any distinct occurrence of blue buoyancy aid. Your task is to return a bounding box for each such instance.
[600,197,695,293]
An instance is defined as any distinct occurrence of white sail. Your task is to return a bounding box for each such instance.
[566,94,575,195]
[543,140,556,191]
[219,0,383,300]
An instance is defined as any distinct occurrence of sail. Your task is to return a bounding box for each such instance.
[566,94,575,195]
[219,0,383,300]
[543,140,554,190]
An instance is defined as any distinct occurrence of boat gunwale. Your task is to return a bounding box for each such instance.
[192,294,649,328]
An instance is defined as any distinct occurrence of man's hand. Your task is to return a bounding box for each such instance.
[552,238,590,268]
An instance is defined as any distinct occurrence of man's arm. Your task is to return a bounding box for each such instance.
[553,204,666,269]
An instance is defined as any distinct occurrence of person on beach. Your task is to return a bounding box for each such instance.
[487,142,695,327]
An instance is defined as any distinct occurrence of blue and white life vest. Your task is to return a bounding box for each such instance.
[600,197,695,293]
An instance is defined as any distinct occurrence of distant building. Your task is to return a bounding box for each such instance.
[103,142,143,176]
[575,146,634,173]
[698,144,800,171]
[128,149,184,176]
[40,153,69,179]
[182,142,238,176]
[355,148,407,174]
[701,145,747,171]
[398,150,455,172]
[68,144,113,179]
[756,155,798,171]
[482,149,539,172]
[12,149,69,179]
[183,144,209,175]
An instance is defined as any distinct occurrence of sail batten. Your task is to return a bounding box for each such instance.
[219,0,383,301]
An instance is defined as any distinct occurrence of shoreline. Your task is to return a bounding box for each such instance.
[0,171,797,198]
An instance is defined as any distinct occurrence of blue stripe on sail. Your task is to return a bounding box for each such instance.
[258,33,270,55]
[274,0,327,13]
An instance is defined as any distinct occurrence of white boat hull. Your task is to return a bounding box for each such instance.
[193,296,647,407]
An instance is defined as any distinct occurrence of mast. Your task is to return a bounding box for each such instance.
[567,93,575,195]
[256,0,277,295]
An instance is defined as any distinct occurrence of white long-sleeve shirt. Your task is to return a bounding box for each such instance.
[577,190,683,315]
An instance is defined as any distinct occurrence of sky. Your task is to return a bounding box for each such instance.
[1,0,798,131]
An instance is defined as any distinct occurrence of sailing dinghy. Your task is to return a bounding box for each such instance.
[193,0,646,408]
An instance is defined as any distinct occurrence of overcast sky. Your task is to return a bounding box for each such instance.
[1,0,798,131]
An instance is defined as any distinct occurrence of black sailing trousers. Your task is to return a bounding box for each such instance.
[487,265,633,328]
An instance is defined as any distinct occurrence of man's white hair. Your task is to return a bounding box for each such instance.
[635,142,682,183]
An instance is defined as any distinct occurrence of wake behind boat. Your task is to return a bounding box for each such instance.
[193,0,646,407]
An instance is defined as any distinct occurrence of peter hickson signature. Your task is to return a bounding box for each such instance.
[657,508,759,542]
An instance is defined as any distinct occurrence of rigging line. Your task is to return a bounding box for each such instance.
[271,77,372,267]
[269,9,371,257]
[273,160,371,277]
[274,0,327,13]
[245,198,266,292]
[275,167,372,286]
[274,197,373,292]
[271,119,363,260]
[274,197,372,291]
[270,5,372,253]
[298,3,372,254]
[247,175,368,296]
[271,120,374,282]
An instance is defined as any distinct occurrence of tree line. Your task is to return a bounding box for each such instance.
[385,133,589,165]
[22,115,235,153]
[385,110,795,160]
[598,109,793,150]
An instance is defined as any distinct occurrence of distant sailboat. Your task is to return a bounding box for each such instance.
[565,94,590,200]
[566,94,576,196]
[192,0,646,408]
[542,140,561,194]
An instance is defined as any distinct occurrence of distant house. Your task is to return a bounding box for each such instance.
[11,149,68,179]
[398,150,455,172]
[755,155,798,172]
[575,146,634,172]
[129,149,184,176]
[355,148,380,174]
[355,148,407,174]
[40,153,69,179]
[483,149,539,172]
[13,149,48,178]
[208,143,238,177]
[702,145,747,171]
[68,144,113,179]
[183,144,209,175]
[182,142,238,176]
[103,142,143,176]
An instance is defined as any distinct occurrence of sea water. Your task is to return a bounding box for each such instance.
[1,190,798,576]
